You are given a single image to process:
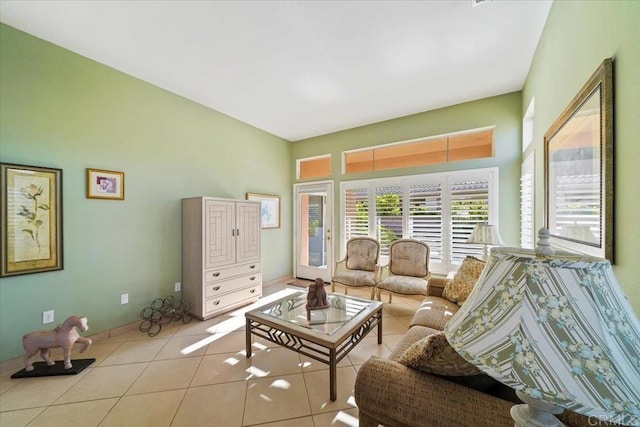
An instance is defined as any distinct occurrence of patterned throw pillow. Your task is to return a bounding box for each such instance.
[397,332,482,376]
[442,256,485,306]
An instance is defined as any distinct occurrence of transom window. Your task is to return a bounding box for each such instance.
[343,127,494,174]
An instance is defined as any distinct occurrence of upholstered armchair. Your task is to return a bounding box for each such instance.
[331,237,380,299]
[376,239,430,303]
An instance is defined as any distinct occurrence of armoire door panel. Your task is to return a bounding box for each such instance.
[236,202,261,263]
[204,200,235,269]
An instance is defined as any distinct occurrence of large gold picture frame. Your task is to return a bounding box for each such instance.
[544,58,613,261]
[1,163,63,277]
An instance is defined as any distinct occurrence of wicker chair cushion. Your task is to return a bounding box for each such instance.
[397,331,481,376]
[332,270,376,287]
[345,239,378,271]
[442,256,485,306]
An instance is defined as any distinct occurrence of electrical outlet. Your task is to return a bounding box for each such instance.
[121,293,129,304]
[174,282,181,292]
[43,310,55,324]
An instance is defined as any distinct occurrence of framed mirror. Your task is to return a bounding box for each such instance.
[544,58,613,261]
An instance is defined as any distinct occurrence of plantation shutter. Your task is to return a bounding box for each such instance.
[450,178,489,263]
[520,154,534,249]
[375,185,403,257]
[343,187,370,244]
[408,183,443,262]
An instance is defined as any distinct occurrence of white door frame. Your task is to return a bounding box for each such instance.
[293,180,334,282]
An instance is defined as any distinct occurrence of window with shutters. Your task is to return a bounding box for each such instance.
[520,153,535,249]
[343,187,370,241]
[340,168,498,274]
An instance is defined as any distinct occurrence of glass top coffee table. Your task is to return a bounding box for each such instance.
[245,290,383,401]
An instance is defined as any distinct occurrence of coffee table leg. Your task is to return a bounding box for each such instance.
[330,348,337,401]
[377,312,383,344]
[246,318,252,358]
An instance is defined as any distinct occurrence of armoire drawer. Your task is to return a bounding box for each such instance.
[204,261,261,283]
[205,273,261,298]
[205,285,262,314]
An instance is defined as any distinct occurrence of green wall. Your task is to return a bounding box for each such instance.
[523,0,640,314]
[0,24,293,361]
[292,91,523,260]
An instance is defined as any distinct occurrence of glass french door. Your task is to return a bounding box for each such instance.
[294,181,333,282]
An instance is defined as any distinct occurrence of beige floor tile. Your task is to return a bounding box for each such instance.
[171,382,246,427]
[189,352,251,387]
[248,347,301,379]
[207,315,246,333]
[312,407,360,427]
[108,323,178,342]
[172,316,222,337]
[0,372,89,411]
[250,416,315,427]
[127,357,200,395]
[28,398,118,427]
[382,302,417,317]
[0,374,21,394]
[299,354,351,372]
[303,366,358,415]
[99,389,185,427]
[381,316,410,335]
[154,334,209,360]
[243,373,311,425]
[0,407,44,427]
[100,339,168,366]
[55,363,147,404]
[346,336,391,366]
[204,330,247,355]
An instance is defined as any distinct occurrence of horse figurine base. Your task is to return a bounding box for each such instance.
[20,315,92,374]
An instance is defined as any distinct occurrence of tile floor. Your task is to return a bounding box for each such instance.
[0,281,424,427]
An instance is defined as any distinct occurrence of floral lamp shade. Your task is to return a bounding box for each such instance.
[444,247,640,425]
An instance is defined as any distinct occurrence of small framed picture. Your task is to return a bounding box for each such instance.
[87,168,125,200]
[246,192,280,229]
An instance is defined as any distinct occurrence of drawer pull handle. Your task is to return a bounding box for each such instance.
[249,264,256,269]
[212,272,220,277]
[250,276,256,281]
[213,300,220,306]
[212,286,221,291]
[250,289,256,294]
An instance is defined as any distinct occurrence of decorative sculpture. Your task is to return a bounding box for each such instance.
[22,315,92,372]
[306,277,329,310]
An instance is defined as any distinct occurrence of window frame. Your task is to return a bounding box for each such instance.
[340,167,499,274]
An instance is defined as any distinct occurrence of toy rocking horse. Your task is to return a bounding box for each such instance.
[22,315,92,372]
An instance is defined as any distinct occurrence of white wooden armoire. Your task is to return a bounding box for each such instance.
[182,196,262,320]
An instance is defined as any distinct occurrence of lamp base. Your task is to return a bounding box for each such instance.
[511,391,565,427]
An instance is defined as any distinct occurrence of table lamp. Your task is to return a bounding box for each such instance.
[445,228,640,426]
[466,222,504,261]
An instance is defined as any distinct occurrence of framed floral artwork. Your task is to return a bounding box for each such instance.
[1,163,64,277]
[246,192,280,229]
[87,168,125,200]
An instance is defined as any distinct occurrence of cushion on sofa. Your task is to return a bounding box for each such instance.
[410,296,460,330]
[442,255,485,306]
[397,331,482,376]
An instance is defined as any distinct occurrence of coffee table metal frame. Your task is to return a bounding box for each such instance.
[245,291,383,401]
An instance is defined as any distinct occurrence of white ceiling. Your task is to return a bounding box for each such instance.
[0,0,552,141]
